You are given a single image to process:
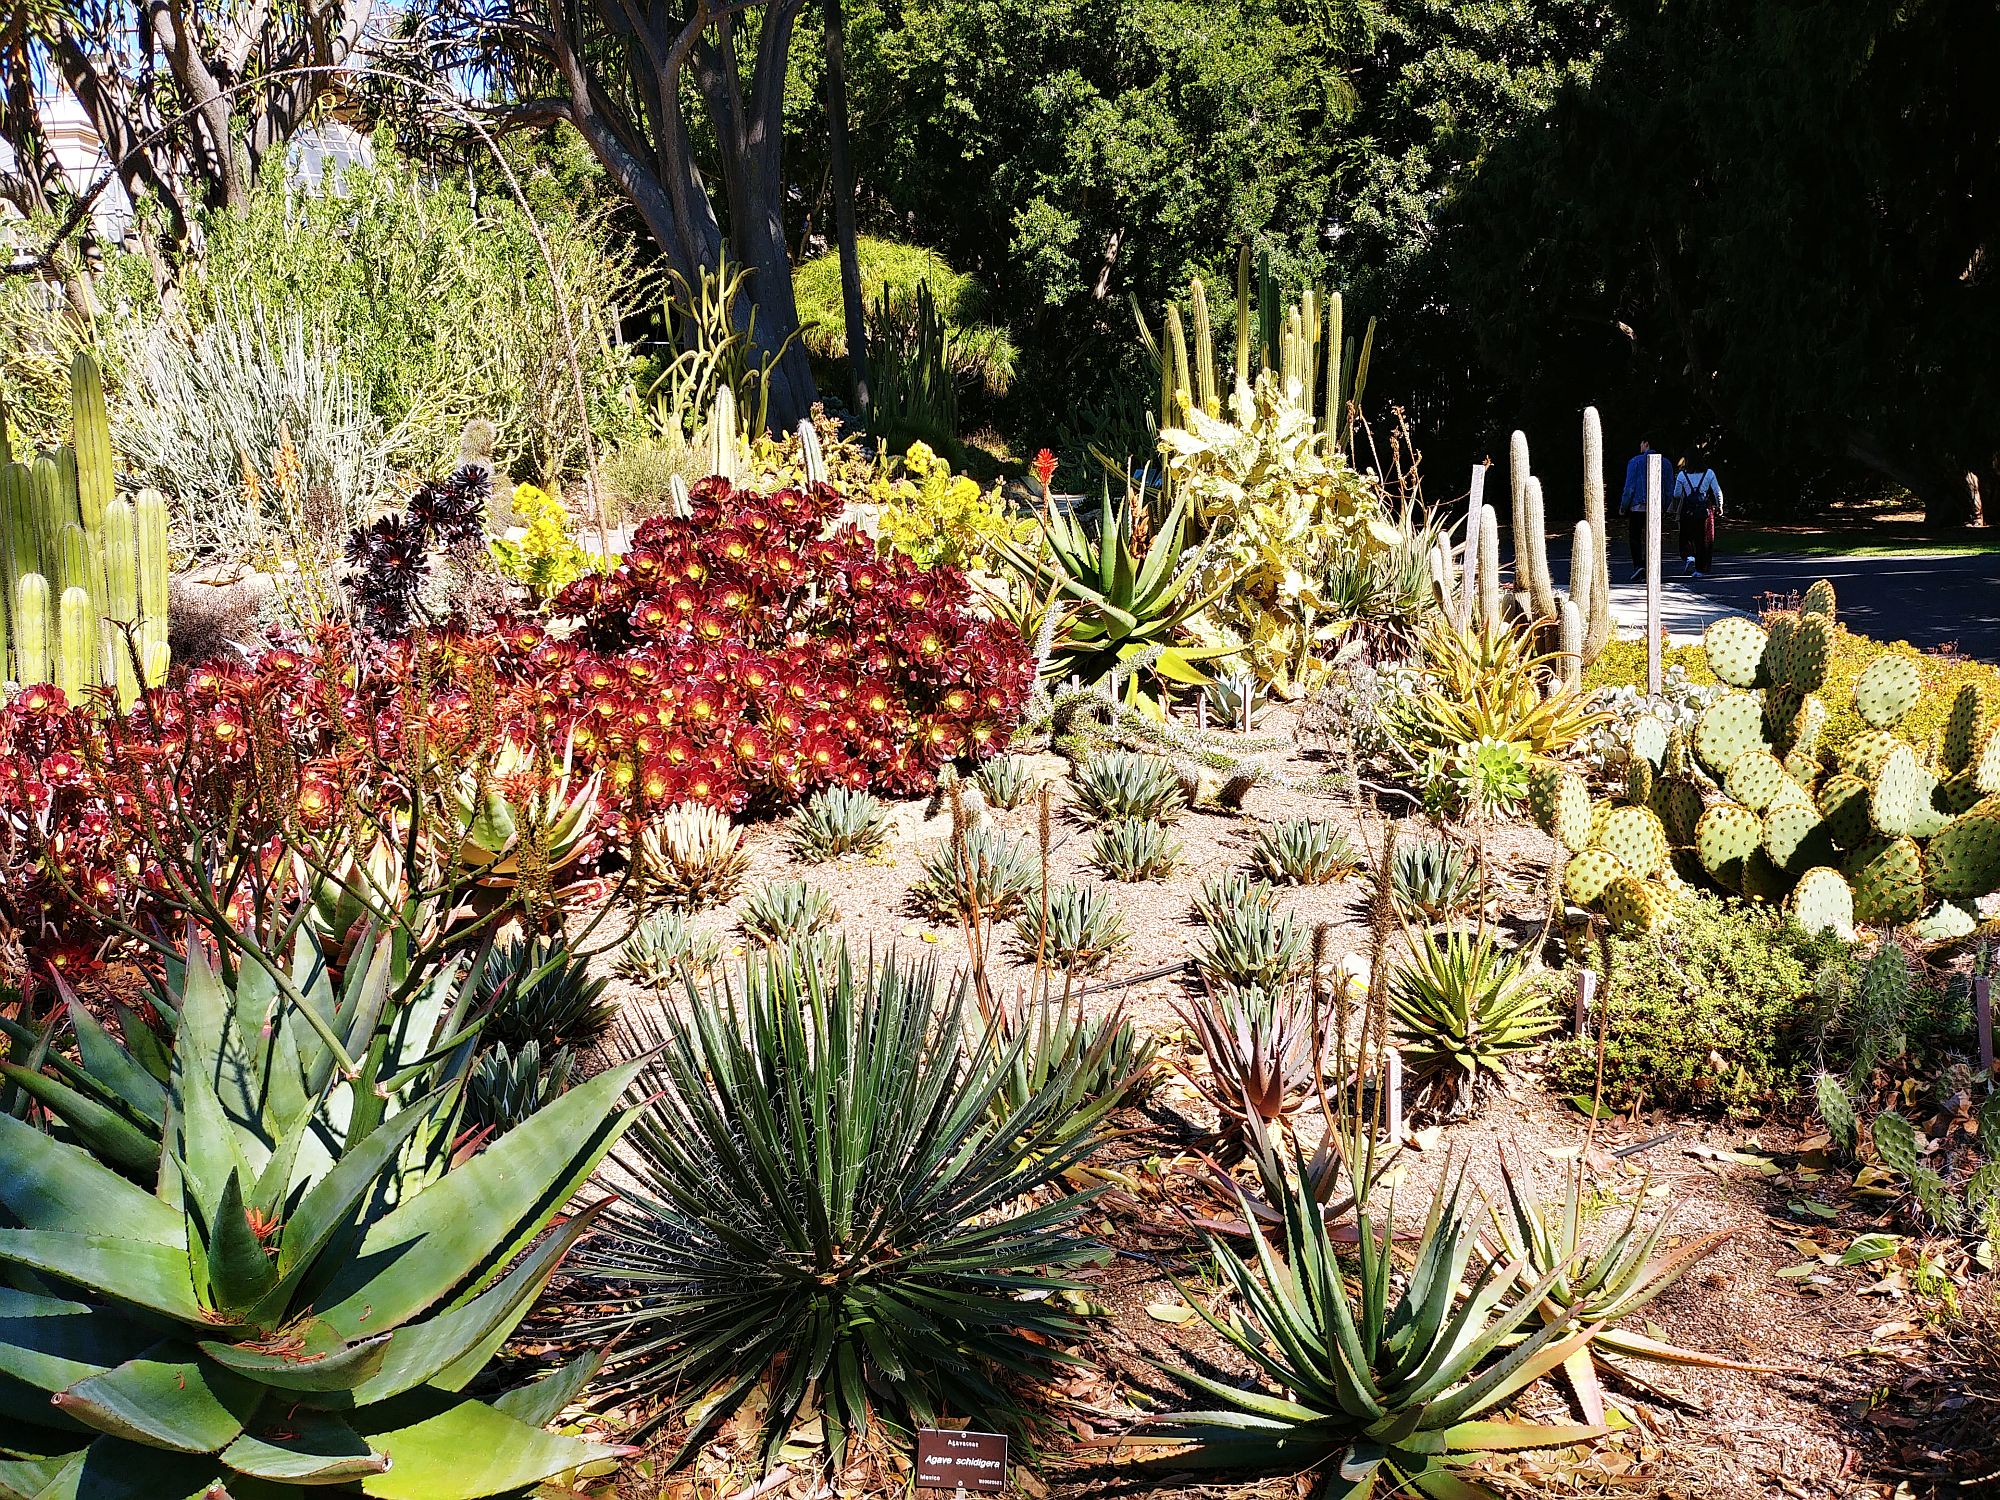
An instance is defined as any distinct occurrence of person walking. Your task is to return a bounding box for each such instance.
[1619,438,1665,581]
[1674,452,1724,577]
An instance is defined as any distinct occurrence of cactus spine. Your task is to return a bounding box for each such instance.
[1,351,173,702]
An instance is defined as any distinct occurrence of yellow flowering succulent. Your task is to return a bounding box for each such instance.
[871,441,1030,570]
[1161,375,1401,698]
[491,481,598,596]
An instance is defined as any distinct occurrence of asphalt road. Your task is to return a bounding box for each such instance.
[1538,539,2000,659]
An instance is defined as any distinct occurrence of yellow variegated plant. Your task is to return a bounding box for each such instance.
[1161,375,1401,698]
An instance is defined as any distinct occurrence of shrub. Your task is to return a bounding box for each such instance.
[793,235,1017,398]
[546,476,1034,811]
[570,945,1103,1462]
[870,440,1028,569]
[489,481,598,597]
[1548,890,1855,1114]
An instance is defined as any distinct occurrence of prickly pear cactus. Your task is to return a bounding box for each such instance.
[1694,802,1763,889]
[1529,765,1593,853]
[1788,866,1854,940]
[1800,578,1837,621]
[1844,836,1926,926]
[1702,615,1767,689]
[1853,654,1922,730]
[1593,805,1670,878]
[1816,1071,1858,1151]
[1603,874,1669,934]
[1695,693,1770,777]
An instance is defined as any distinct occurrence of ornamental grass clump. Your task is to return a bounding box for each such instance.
[571,945,1108,1464]
[0,934,639,1498]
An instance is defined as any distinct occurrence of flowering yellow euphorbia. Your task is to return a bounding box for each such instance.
[872,441,1031,570]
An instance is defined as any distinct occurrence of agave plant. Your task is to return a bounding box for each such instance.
[1175,981,1320,1153]
[1090,816,1183,881]
[1393,615,1605,767]
[1158,1167,1606,1498]
[786,785,891,861]
[974,753,1043,810]
[0,938,639,1498]
[1391,835,1480,924]
[1009,882,1130,973]
[448,728,602,889]
[909,825,1041,921]
[1488,1160,1757,1424]
[570,945,1108,1465]
[1069,750,1186,823]
[993,488,1227,686]
[739,878,838,944]
[614,909,724,988]
[477,935,618,1051]
[1249,816,1360,885]
[1193,899,1308,991]
[984,990,1159,1148]
[641,800,752,908]
[464,1037,576,1131]
[1389,926,1555,1112]
[1190,869,1277,928]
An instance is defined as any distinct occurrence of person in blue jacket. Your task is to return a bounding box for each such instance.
[1618,438,1666,580]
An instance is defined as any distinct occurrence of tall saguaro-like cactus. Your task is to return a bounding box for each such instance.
[1506,409,1614,674]
[0,352,172,706]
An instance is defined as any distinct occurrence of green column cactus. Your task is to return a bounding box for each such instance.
[1476,504,1501,629]
[1507,430,1531,600]
[1522,475,1559,623]
[2,351,175,701]
[1580,406,1613,660]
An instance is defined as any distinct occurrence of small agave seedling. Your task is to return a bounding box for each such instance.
[1010,882,1129,974]
[910,825,1041,921]
[1249,816,1360,885]
[787,786,891,861]
[1090,816,1183,881]
[974,753,1044,810]
[739,878,839,945]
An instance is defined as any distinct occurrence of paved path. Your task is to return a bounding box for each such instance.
[1540,540,2000,659]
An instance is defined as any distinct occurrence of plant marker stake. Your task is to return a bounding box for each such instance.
[1574,967,1598,1036]
[1976,975,1994,1072]
[1646,452,1663,698]
[1383,1045,1404,1145]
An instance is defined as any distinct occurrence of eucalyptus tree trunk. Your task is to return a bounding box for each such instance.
[823,0,870,421]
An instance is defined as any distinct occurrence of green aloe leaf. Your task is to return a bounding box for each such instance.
[61,1000,165,1130]
[219,1408,387,1483]
[203,1170,279,1317]
[198,1324,391,1393]
[0,1115,181,1247]
[6,1437,224,1500]
[491,1350,603,1429]
[357,1397,617,1500]
[0,1291,157,1396]
[315,1061,639,1339]
[52,1343,262,1454]
[0,1067,159,1181]
[0,1233,202,1322]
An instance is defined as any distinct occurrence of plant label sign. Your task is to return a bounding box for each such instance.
[915,1428,1008,1491]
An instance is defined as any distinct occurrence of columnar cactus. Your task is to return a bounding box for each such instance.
[1504,412,1612,670]
[0,351,173,705]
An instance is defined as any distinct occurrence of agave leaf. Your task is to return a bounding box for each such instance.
[0,1115,182,1247]
[0,1234,202,1322]
[357,1396,618,1500]
[203,1171,280,1317]
[273,1088,448,1284]
[1596,1328,1789,1372]
[7,1438,225,1500]
[52,1343,262,1454]
[219,1408,386,1483]
[0,1067,158,1181]
[314,1062,639,1339]
[1403,1466,1501,1500]
[0,1452,73,1500]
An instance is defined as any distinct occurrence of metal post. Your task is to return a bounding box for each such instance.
[1575,968,1599,1036]
[1646,453,1663,697]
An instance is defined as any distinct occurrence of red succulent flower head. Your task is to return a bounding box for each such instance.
[1031,448,1058,492]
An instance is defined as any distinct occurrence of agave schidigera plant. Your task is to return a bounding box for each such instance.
[570,943,1111,1468]
[1156,1165,1607,1499]
[0,935,641,1499]
[1487,1160,1772,1423]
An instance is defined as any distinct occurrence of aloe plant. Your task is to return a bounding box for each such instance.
[0,936,640,1499]
[1159,1167,1605,1499]
[994,489,1227,686]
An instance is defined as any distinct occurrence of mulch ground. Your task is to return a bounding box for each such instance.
[552,727,1996,1500]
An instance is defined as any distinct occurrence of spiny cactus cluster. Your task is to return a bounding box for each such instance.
[1,352,170,705]
[1820,1067,2000,1240]
[1540,580,2000,939]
